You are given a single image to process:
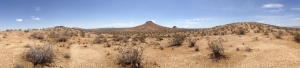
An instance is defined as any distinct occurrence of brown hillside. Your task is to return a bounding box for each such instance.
[129,21,171,31]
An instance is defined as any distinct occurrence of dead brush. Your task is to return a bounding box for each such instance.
[117,45,143,68]
[169,34,185,46]
[294,33,300,43]
[25,42,55,66]
[207,38,226,61]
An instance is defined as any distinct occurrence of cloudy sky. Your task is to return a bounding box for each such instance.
[1,0,300,30]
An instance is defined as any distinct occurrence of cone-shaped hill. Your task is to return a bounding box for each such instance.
[128,21,174,31]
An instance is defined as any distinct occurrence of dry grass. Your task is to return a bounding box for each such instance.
[64,52,71,58]
[25,42,55,66]
[208,38,226,61]
[117,45,143,68]
[169,34,185,46]
[294,33,300,43]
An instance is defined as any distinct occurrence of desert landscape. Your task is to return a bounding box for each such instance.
[1,21,300,68]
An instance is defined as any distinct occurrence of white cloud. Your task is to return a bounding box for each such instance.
[104,22,137,27]
[292,18,300,21]
[261,4,284,8]
[32,17,41,20]
[291,7,300,11]
[16,19,22,22]
[35,7,40,11]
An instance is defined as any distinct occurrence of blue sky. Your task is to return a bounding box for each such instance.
[1,0,300,30]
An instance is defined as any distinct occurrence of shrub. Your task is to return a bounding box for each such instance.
[117,45,143,68]
[25,43,30,48]
[237,29,245,35]
[274,31,283,39]
[93,37,102,44]
[16,63,23,68]
[189,40,196,47]
[294,33,300,43]
[207,38,226,61]
[169,34,185,46]
[245,47,252,52]
[58,36,68,42]
[30,32,44,39]
[24,30,29,33]
[159,46,164,50]
[25,43,55,66]
[64,52,71,58]
[195,46,199,51]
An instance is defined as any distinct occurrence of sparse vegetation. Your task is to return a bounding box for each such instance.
[16,63,23,68]
[25,43,55,66]
[117,45,143,68]
[294,33,300,43]
[208,38,226,61]
[169,34,185,46]
[64,52,71,58]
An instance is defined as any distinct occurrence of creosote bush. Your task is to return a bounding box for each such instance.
[58,36,68,42]
[117,45,143,68]
[64,52,71,58]
[208,38,226,61]
[189,40,196,47]
[294,33,300,43]
[25,43,55,66]
[169,34,185,46]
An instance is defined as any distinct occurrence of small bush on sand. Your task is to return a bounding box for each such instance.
[16,63,23,68]
[169,34,185,46]
[274,31,283,39]
[64,52,71,58]
[237,29,245,35]
[189,40,196,47]
[58,36,68,42]
[208,38,226,61]
[294,33,300,43]
[30,32,44,39]
[93,37,102,44]
[117,45,143,68]
[25,43,55,66]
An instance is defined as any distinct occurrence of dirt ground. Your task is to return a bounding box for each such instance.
[1,29,300,68]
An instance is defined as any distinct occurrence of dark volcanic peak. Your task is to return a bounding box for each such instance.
[130,21,171,30]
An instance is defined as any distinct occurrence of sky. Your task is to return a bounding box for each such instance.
[1,0,300,30]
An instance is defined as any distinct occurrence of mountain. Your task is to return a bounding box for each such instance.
[129,21,172,31]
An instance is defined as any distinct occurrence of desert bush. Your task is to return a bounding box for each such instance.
[30,32,44,39]
[93,37,102,44]
[16,63,23,68]
[117,45,143,68]
[24,30,29,33]
[207,38,226,60]
[58,36,68,42]
[189,40,196,47]
[274,31,283,39]
[25,43,55,66]
[159,46,164,50]
[237,29,245,35]
[245,47,252,52]
[294,33,300,43]
[156,36,163,41]
[63,52,71,58]
[195,46,199,51]
[169,34,185,46]
[25,43,30,48]
[80,31,85,37]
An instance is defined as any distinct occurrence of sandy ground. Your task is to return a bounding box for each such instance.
[1,30,300,68]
